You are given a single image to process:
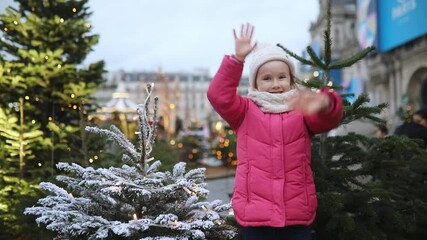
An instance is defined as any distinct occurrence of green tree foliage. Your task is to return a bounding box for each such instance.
[0,107,53,239]
[311,133,427,240]
[151,141,183,172]
[178,135,204,163]
[0,172,54,240]
[0,0,106,167]
[0,0,105,238]
[0,103,51,178]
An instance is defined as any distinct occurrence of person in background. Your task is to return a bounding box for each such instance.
[207,23,343,240]
[394,108,427,149]
[375,124,389,138]
[413,108,427,128]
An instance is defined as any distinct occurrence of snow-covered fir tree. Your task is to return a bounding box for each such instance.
[25,84,237,240]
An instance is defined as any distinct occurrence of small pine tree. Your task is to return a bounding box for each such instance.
[25,84,237,240]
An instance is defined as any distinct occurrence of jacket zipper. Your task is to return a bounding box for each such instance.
[246,117,251,203]
[246,164,251,203]
[280,114,285,224]
[304,158,309,207]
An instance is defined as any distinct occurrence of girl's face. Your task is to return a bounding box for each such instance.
[255,61,292,93]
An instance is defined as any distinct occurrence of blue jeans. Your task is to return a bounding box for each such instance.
[242,225,312,240]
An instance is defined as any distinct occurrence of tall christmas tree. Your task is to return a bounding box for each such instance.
[0,0,105,174]
[211,126,237,167]
[26,84,237,240]
[0,1,105,238]
[278,1,427,239]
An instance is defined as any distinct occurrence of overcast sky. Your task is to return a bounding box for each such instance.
[1,0,319,76]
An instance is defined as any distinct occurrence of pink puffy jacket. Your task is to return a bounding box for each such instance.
[207,56,343,227]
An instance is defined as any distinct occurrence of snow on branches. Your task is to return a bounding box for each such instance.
[25,83,236,239]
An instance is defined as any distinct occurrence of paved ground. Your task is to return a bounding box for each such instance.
[204,165,236,180]
[201,165,236,203]
[206,176,235,203]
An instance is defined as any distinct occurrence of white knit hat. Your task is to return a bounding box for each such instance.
[249,43,296,90]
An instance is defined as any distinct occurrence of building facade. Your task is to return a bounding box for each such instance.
[308,0,427,131]
[93,69,250,136]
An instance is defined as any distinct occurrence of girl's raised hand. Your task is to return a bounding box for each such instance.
[233,23,257,62]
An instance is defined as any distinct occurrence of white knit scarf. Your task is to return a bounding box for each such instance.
[247,88,299,113]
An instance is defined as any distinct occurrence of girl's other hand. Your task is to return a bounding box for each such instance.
[290,89,331,115]
[233,23,257,62]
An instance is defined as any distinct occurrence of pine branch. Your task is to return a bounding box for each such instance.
[340,93,355,99]
[362,114,387,123]
[276,43,315,66]
[136,83,157,175]
[296,78,325,89]
[329,46,376,69]
[351,93,371,109]
[342,103,388,125]
[294,76,342,91]
[306,45,327,69]
[323,0,332,66]
[150,97,159,145]
[85,126,140,163]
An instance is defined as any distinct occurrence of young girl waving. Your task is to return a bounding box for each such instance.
[207,23,343,240]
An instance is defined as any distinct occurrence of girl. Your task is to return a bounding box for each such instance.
[207,23,343,240]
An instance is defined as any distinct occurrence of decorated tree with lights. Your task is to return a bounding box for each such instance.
[211,126,237,167]
[0,0,105,172]
[25,84,237,240]
[0,0,105,238]
[275,1,427,239]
